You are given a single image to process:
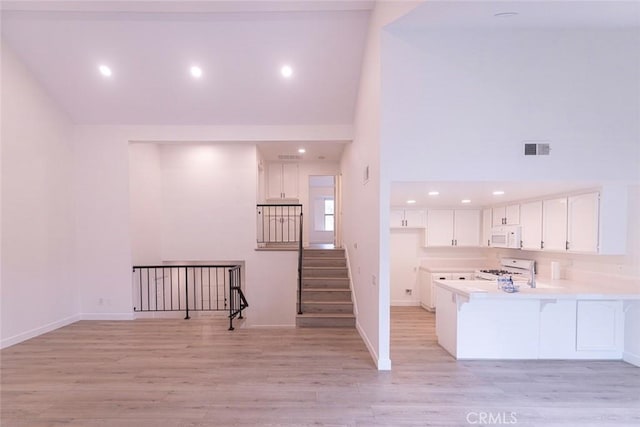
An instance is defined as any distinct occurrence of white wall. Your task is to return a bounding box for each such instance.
[74,127,135,319]
[342,0,420,370]
[382,27,640,182]
[129,143,162,265]
[159,143,257,261]
[1,42,78,347]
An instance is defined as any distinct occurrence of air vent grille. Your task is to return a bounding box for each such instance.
[524,142,551,156]
[277,154,302,160]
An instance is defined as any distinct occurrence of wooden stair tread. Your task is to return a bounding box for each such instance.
[303,300,352,304]
[302,288,351,292]
[296,313,355,318]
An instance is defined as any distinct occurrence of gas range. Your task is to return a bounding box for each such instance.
[475,258,535,281]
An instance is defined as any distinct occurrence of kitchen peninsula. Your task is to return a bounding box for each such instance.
[434,278,640,361]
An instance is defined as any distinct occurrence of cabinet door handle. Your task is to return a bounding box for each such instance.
[454,239,457,246]
[451,239,454,246]
[541,241,544,249]
[566,241,569,250]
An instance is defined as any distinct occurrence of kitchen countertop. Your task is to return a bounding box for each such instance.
[434,278,640,301]
[419,266,480,273]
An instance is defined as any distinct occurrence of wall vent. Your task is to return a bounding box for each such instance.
[524,142,551,156]
[277,154,302,160]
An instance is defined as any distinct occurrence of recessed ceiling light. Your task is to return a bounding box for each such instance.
[298,148,306,154]
[98,65,112,77]
[494,12,519,18]
[428,191,439,196]
[461,199,472,204]
[407,200,417,204]
[493,190,505,196]
[281,65,293,78]
[190,66,203,79]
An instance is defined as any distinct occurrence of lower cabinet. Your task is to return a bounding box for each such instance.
[576,300,623,352]
[435,286,458,357]
[420,271,474,312]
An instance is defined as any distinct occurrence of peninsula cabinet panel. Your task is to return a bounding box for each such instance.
[576,300,623,353]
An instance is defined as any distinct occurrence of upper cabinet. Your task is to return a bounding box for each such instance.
[391,209,426,228]
[542,192,600,254]
[267,162,299,200]
[481,208,492,247]
[425,209,480,247]
[520,201,543,250]
[492,204,520,226]
[542,198,568,251]
[567,192,599,253]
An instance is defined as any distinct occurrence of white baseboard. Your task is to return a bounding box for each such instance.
[623,351,640,367]
[80,313,135,321]
[356,319,391,371]
[391,300,421,307]
[1,314,81,349]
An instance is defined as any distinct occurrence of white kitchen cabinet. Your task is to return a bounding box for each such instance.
[542,198,568,251]
[567,192,599,253]
[435,286,458,356]
[420,271,475,312]
[520,201,543,250]
[419,270,439,311]
[267,162,299,200]
[391,209,425,228]
[541,192,599,254]
[454,210,481,246]
[576,300,623,353]
[425,209,480,247]
[425,210,454,246]
[492,204,520,226]
[481,208,492,247]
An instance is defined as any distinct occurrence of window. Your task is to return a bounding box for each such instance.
[324,199,334,231]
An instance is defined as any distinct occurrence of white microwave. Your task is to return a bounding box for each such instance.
[491,225,521,248]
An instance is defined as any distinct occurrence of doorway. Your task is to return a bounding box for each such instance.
[308,175,336,246]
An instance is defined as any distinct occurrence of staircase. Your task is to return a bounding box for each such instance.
[296,248,355,328]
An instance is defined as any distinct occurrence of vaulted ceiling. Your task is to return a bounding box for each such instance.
[1,1,373,126]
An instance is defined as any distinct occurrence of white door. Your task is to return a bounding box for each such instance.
[426,210,454,246]
[542,198,568,251]
[520,201,543,250]
[568,192,599,253]
[454,210,480,246]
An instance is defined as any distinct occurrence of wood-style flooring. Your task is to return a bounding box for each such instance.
[1,307,639,426]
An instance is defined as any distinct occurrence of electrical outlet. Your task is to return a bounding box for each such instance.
[371,275,377,286]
